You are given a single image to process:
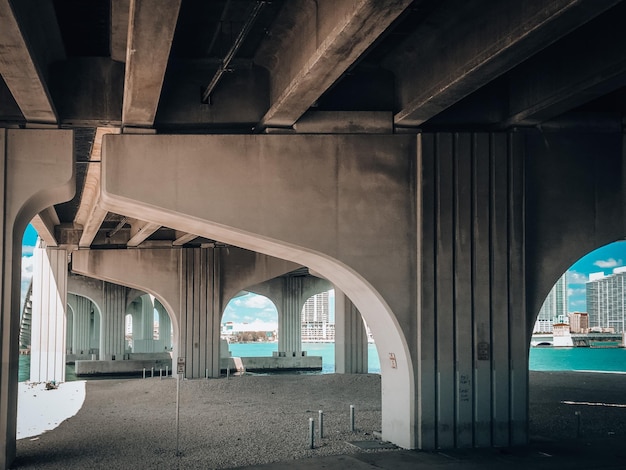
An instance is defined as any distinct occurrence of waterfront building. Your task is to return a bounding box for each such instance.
[301,291,335,342]
[534,272,568,333]
[568,312,589,333]
[586,267,626,333]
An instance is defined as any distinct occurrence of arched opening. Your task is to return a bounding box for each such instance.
[529,240,626,441]
[222,292,278,358]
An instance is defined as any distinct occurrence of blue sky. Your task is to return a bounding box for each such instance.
[566,240,626,313]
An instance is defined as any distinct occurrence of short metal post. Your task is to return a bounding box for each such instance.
[151,367,154,378]
[350,405,355,432]
[309,417,315,449]
[575,411,581,438]
[143,368,146,379]
[318,410,324,438]
[205,368,208,380]
[160,368,163,380]
[166,366,169,377]
[227,366,230,380]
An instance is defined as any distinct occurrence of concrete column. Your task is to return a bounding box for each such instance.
[278,276,303,356]
[180,248,222,378]
[30,245,68,383]
[100,282,127,360]
[155,300,172,350]
[65,303,73,354]
[133,295,155,352]
[0,129,73,469]
[71,295,92,354]
[334,290,368,374]
[90,309,101,353]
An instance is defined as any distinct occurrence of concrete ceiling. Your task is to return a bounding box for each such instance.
[2,0,626,250]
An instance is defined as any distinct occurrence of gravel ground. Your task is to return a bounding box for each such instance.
[14,373,384,469]
[12,370,626,469]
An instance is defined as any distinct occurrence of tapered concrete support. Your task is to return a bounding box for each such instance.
[334,290,368,374]
[100,283,127,360]
[30,245,68,383]
[155,300,172,350]
[69,294,92,354]
[0,129,73,469]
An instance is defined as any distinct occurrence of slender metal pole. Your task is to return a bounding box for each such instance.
[309,418,315,449]
[319,410,324,438]
[176,374,181,455]
[151,367,154,378]
[160,368,163,380]
[166,365,169,377]
[350,405,355,432]
[143,368,146,379]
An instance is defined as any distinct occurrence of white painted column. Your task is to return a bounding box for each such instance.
[334,290,368,373]
[30,244,68,383]
[134,295,155,352]
[72,295,92,355]
[278,276,303,356]
[100,283,126,360]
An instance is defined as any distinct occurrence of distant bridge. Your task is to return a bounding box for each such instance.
[531,333,625,347]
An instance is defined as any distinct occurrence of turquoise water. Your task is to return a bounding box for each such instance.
[19,344,626,382]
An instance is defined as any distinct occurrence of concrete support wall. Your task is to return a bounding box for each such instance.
[70,294,92,354]
[417,133,526,448]
[100,283,127,360]
[30,246,68,383]
[180,248,222,378]
[278,277,303,355]
[334,289,367,374]
[155,300,172,350]
[133,295,156,353]
[0,129,73,468]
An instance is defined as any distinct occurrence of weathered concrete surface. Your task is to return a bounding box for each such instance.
[221,355,322,373]
[75,356,172,377]
[0,130,74,469]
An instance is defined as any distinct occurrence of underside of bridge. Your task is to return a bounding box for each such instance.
[2,0,626,468]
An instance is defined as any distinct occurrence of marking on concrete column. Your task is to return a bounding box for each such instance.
[389,353,397,369]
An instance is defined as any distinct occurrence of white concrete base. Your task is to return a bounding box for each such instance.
[220,356,322,373]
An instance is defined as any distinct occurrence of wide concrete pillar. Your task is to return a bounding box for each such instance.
[70,294,92,354]
[133,295,156,352]
[278,276,303,355]
[29,245,68,383]
[0,129,73,469]
[334,289,368,374]
[180,248,222,378]
[417,133,526,448]
[100,282,127,360]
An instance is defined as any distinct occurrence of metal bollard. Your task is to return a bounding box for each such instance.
[151,367,154,378]
[350,405,355,432]
[166,366,169,377]
[319,410,324,438]
[205,368,209,380]
[309,417,315,449]
[160,368,163,380]
[143,368,146,379]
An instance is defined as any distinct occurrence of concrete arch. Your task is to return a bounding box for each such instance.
[100,134,416,448]
[0,129,74,468]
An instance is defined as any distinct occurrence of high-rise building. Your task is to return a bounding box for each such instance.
[586,267,626,333]
[301,291,334,342]
[568,312,589,333]
[534,272,568,333]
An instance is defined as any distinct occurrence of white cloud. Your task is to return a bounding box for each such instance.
[567,271,588,285]
[233,294,275,310]
[594,258,623,268]
[567,288,586,296]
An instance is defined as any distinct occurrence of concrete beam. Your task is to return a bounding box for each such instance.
[126,221,160,247]
[75,128,121,248]
[255,0,412,130]
[172,231,198,246]
[30,207,60,247]
[111,0,131,63]
[385,0,621,127]
[0,0,58,123]
[122,0,182,128]
[506,3,626,126]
